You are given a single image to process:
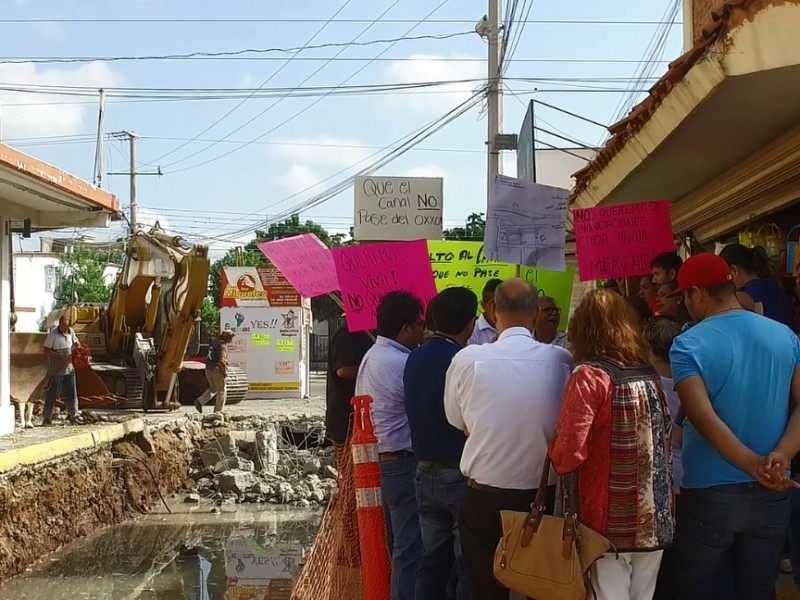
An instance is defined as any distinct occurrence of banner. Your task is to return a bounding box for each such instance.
[257,234,338,298]
[220,266,301,308]
[427,240,575,330]
[332,240,437,332]
[573,200,674,281]
[485,174,568,271]
[354,176,443,241]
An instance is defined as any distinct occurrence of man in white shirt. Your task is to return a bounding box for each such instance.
[445,278,572,600]
[467,278,502,345]
[42,315,81,425]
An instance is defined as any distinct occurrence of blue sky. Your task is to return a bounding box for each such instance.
[2,0,682,255]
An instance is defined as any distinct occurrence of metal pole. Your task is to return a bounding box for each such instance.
[487,0,503,195]
[93,89,106,188]
[129,132,137,233]
[682,0,694,53]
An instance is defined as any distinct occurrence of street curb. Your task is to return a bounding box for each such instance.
[0,419,145,475]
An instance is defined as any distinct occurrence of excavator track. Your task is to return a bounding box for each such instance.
[87,364,144,410]
[178,362,248,406]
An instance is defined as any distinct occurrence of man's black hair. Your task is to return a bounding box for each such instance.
[705,282,737,300]
[430,287,478,336]
[644,316,682,360]
[650,252,683,274]
[376,291,424,340]
[424,294,440,332]
[481,278,503,302]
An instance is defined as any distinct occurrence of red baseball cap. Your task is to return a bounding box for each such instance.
[669,253,733,297]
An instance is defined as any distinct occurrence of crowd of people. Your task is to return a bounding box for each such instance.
[325,246,800,600]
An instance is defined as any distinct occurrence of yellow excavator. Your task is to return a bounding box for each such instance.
[10,226,247,411]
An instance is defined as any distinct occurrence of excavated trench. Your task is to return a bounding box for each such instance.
[0,413,330,584]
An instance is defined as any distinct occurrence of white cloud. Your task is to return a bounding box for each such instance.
[270,136,373,196]
[0,62,120,139]
[384,54,483,112]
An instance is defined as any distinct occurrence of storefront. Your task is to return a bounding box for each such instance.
[569,0,800,256]
[0,143,118,435]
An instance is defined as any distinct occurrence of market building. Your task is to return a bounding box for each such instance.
[570,0,800,266]
[0,143,118,435]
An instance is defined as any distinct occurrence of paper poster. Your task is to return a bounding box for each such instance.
[221,306,302,395]
[573,200,675,281]
[485,174,568,271]
[257,234,338,298]
[354,176,443,241]
[332,240,437,332]
[221,266,301,308]
[427,240,575,329]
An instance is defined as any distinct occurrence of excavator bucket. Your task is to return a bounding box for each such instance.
[73,365,112,397]
[9,332,49,404]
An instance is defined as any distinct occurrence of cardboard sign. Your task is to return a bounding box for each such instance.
[332,240,437,332]
[574,200,674,281]
[354,176,443,241]
[427,240,575,329]
[257,234,338,298]
[485,174,568,271]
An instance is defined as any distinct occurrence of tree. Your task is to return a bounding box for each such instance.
[444,212,485,241]
[54,243,124,309]
[205,215,347,339]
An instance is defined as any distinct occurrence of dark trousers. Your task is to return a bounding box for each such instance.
[789,487,800,590]
[43,373,79,422]
[676,483,789,600]
[415,464,470,600]
[459,483,555,600]
[654,494,680,600]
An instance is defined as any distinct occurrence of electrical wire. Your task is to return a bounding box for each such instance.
[141,0,354,167]
[0,31,473,65]
[160,0,455,175]
[0,18,683,25]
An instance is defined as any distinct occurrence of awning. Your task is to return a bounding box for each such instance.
[569,0,800,242]
[0,143,119,229]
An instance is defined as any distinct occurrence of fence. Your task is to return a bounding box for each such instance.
[310,334,329,372]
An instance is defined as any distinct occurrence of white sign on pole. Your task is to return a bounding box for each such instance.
[484,174,568,271]
[354,176,443,241]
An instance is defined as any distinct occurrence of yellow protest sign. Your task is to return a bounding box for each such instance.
[251,332,271,347]
[276,339,295,353]
[426,240,575,330]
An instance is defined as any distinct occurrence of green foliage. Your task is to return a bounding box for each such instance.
[199,296,219,342]
[443,212,485,241]
[208,215,348,325]
[54,243,124,309]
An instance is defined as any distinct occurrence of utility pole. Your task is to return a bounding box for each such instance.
[93,89,106,188]
[109,132,163,234]
[487,0,503,194]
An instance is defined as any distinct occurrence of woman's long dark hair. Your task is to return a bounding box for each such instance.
[720,244,773,279]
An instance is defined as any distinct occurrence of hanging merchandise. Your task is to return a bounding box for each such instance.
[785,225,800,275]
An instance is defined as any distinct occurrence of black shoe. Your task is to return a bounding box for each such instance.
[41,420,53,427]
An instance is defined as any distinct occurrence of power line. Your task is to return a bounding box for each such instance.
[162,0,456,175]
[0,31,473,65]
[141,0,354,167]
[0,18,682,25]
[532,99,607,128]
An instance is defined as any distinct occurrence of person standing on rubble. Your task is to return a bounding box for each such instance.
[195,330,235,414]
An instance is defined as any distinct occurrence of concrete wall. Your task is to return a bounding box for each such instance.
[12,254,60,332]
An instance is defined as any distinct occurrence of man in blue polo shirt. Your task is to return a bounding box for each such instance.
[404,287,477,600]
[669,253,800,598]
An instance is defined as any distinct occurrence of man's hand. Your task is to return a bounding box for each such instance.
[755,452,800,491]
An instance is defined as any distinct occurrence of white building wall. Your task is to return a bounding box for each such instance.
[0,217,14,435]
[12,254,61,332]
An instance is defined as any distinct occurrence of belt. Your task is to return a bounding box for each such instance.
[466,479,537,495]
[378,450,414,463]
[418,460,460,470]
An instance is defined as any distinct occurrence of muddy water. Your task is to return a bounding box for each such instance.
[0,504,320,600]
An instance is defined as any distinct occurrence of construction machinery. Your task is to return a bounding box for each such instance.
[10,226,247,411]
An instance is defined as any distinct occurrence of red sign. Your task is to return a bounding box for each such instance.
[573,200,675,282]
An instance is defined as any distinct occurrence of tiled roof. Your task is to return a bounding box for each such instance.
[570,0,751,202]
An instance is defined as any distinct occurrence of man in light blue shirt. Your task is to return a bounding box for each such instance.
[669,253,800,598]
[356,290,426,600]
[467,278,502,345]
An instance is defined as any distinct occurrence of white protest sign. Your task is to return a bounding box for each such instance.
[484,174,568,271]
[354,176,443,241]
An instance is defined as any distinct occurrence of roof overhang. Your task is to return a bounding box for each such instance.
[570,2,800,237]
[0,143,119,231]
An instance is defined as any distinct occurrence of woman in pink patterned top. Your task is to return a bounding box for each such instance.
[549,289,674,600]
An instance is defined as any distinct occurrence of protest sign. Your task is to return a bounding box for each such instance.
[257,234,338,298]
[427,240,575,330]
[354,176,443,241]
[485,174,568,271]
[332,240,437,332]
[573,200,674,281]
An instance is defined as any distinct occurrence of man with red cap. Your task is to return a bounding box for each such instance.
[668,253,800,598]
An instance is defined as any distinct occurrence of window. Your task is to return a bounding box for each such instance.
[44,265,62,293]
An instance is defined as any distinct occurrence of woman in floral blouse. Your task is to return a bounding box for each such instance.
[549,289,674,600]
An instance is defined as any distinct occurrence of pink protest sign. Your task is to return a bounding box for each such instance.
[332,240,437,332]
[257,234,338,298]
[574,200,675,282]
